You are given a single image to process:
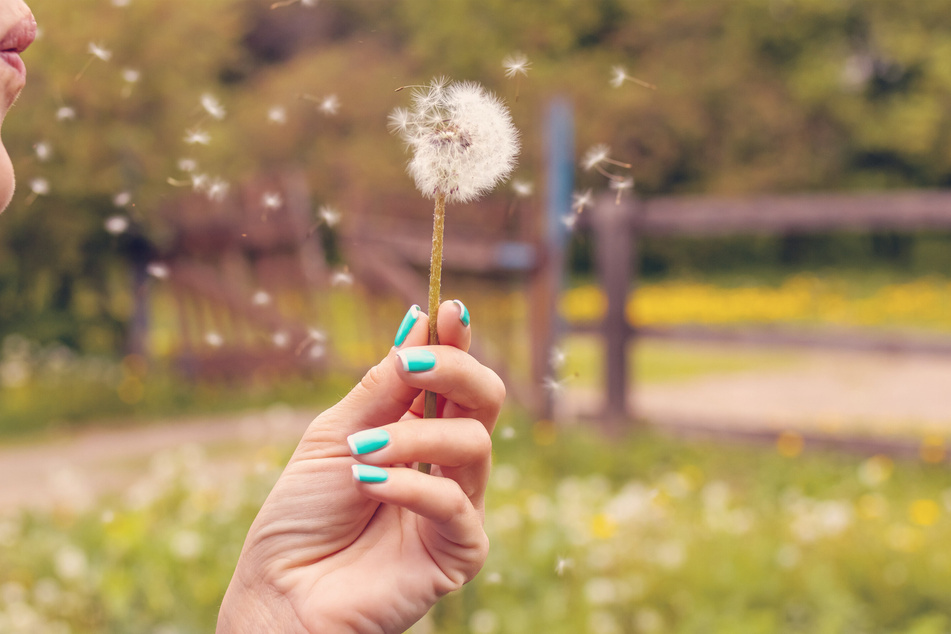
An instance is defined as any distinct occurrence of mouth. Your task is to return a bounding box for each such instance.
[0,15,36,79]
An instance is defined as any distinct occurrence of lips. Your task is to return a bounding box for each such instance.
[0,15,36,79]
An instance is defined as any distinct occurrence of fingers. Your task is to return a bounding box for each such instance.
[395,345,505,431]
[434,299,471,353]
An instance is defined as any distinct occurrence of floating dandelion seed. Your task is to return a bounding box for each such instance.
[205,332,224,348]
[76,42,112,80]
[610,65,656,90]
[206,177,230,202]
[34,142,51,162]
[502,52,531,102]
[25,177,49,204]
[104,215,129,235]
[146,262,169,279]
[252,290,272,306]
[113,191,132,207]
[572,188,593,214]
[562,213,579,229]
[56,106,76,122]
[261,192,283,212]
[120,68,140,97]
[319,95,340,115]
[267,105,287,125]
[200,93,226,120]
[183,128,211,145]
[177,158,197,172]
[296,328,327,356]
[512,180,533,197]
[392,79,519,472]
[318,205,340,227]
[271,0,316,8]
[609,176,634,204]
[550,346,567,369]
[272,331,290,348]
[331,267,353,287]
[555,557,574,576]
[581,143,632,184]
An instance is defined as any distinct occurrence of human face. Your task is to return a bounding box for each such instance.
[0,0,35,212]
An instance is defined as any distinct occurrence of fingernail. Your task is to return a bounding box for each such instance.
[452,299,470,327]
[352,464,389,483]
[397,349,436,372]
[394,304,421,347]
[347,429,390,456]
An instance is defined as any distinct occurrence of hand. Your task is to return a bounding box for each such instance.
[217,300,504,634]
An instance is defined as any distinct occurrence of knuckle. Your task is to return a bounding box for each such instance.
[359,361,388,393]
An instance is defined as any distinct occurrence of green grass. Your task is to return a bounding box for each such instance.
[3,412,951,633]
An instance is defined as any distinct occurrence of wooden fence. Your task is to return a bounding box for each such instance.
[574,189,951,432]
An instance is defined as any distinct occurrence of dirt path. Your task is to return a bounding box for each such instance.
[2,346,951,514]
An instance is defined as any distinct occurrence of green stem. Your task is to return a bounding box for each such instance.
[419,191,446,474]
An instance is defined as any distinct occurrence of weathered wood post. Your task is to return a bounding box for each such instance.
[592,194,635,432]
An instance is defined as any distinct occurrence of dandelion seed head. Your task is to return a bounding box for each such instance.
[502,52,531,78]
[512,179,533,197]
[319,94,340,115]
[261,192,283,210]
[30,178,50,196]
[200,93,226,120]
[87,42,112,62]
[318,205,340,227]
[184,128,211,145]
[393,78,519,204]
[267,105,287,125]
[56,106,76,122]
[582,144,611,171]
[104,215,129,235]
[34,142,51,162]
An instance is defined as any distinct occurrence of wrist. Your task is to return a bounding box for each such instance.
[216,564,307,634]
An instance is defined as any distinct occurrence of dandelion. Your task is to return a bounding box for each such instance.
[104,215,129,235]
[55,106,76,122]
[391,78,519,471]
[267,105,287,125]
[200,93,226,120]
[318,205,341,227]
[609,64,656,90]
[502,52,531,101]
[76,42,112,80]
[183,128,211,145]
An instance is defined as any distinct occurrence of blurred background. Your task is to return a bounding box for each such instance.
[3,0,951,631]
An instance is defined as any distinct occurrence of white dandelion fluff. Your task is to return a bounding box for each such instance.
[121,68,140,83]
[205,332,224,348]
[206,177,230,202]
[87,42,112,62]
[183,128,211,145]
[104,215,129,235]
[200,93,226,120]
[34,142,51,162]
[572,188,594,213]
[318,205,341,227]
[56,106,76,122]
[113,191,132,207]
[267,105,287,125]
[29,178,50,196]
[609,176,634,204]
[319,94,340,116]
[609,65,656,90]
[512,179,533,197]
[391,78,519,204]
[146,262,169,279]
[261,192,283,211]
[177,158,198,172]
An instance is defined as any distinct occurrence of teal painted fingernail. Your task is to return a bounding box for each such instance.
[397,349,436,372]
[352,464,388,483]
[347,429,390,456]
[394,305,420,347]
[452,299,470,327]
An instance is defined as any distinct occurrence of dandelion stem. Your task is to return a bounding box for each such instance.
[420,191,446,475]
[74,56,94,81]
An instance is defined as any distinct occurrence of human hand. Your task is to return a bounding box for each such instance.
[217,300,504,634]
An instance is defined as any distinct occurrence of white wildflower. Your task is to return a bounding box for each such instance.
[104,215,129,235]
[390,78,519,204]
[87,42,112,62]
[184,128,211,145]
[30,178,50,196]
[318,205,340,226]
[267,105,287,125]
[502,52,531,78]
[200,93,226,120]
[55,106,76,122]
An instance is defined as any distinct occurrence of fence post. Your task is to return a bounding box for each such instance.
[593,194,635,431]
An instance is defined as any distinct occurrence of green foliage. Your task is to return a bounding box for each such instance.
[3,418,951,632]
